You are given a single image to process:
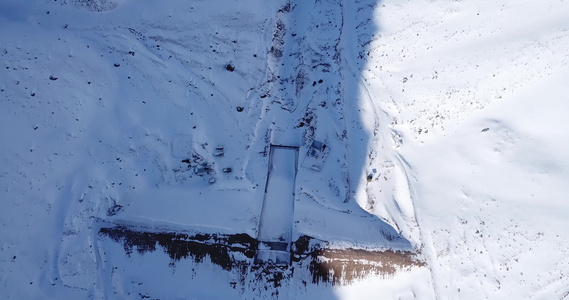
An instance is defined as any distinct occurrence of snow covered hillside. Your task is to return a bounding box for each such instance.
[1,0,568,299]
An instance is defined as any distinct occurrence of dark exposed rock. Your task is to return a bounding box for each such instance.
[99,227,258,270]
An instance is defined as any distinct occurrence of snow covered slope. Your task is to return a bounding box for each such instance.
[1,0,569,299]
[362,1,569,299]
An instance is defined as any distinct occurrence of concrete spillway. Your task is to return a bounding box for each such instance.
[256,146,298,265]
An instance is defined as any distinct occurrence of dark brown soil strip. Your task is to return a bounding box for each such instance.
[99,226,424,286]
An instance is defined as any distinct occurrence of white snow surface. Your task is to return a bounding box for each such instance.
[1,0,569,299]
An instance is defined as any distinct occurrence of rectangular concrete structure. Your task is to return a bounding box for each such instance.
[256,146,298,265]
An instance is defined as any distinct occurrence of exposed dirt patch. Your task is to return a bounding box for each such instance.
[305,248,423,285]
[291,235,425,284]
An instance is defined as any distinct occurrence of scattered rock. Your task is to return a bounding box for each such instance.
[107,204,123,216]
